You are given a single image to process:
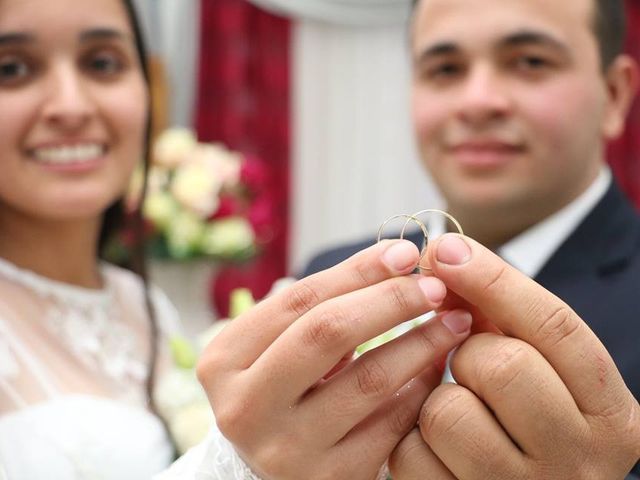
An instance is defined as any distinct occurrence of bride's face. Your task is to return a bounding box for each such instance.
[0,0,148,222]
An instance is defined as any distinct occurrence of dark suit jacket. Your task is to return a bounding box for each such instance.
[302,180,640,477]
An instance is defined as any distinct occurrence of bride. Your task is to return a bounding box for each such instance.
[0,0,183,477]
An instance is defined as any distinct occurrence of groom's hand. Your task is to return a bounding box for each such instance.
[390,234,640,479]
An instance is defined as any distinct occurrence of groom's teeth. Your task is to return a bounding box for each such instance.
[33,144,105,164]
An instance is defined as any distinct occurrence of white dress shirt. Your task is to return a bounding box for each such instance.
[426,167,611,277]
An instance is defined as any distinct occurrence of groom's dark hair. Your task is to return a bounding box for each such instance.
[410,0,626,70]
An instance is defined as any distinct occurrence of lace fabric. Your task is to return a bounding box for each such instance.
[0,257,183,479]
[156,423,391,480]
[155,426,263,480]
[0,257,152,407]
[45,280,148,398]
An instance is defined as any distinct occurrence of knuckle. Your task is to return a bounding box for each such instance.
[214,402,248,440]
[476,338,530,391]
[286,279,322,317]
[480,264,509,298]
[388,433,427,474]
[251,443,292,479]
[347,244,390,286]
[195,350,225,387]
[350,259,376,287]
[561,462,594,480]
[386,402,421,437]
[420,386,467,441]
[355,356,391,398]
[303,307,349,350]
[314,470,344,480]
[312,464,346,480]
[385,280,413,313]
[415,323,441,354]
[635,408,640,457]
[531,304,582,348]
[618,401,640,457]
[591,388,629,422]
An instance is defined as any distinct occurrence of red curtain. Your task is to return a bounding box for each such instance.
[196,0,290,317]
[608,0,640,207]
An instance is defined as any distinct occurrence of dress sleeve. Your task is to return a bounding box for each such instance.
[155,421,391,480]
[153,422,264,480]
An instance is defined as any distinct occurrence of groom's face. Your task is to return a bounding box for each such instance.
[410,0,612,222]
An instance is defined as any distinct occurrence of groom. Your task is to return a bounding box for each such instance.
[303,0,640,477]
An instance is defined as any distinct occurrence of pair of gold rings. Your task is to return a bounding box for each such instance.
[377,209,464,271]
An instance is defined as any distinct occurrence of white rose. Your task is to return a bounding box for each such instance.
[143,191,178,230]
[154,368,208,424]
[191,144,242,188]
[169,402,215,455]
[147,166,170,193]
[166,211,206,258]
[153,128,198,168]
[170,162,222,218]
[201,217,255,258]
[154,368,215,455]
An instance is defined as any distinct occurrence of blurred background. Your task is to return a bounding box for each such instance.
[127,0,640,333]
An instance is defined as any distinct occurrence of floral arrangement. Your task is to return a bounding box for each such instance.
[123,128,273,262]
[154,288,257,454]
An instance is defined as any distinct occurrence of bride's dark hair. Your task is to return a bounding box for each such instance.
[99,1,152,257]
[100,0,174,455]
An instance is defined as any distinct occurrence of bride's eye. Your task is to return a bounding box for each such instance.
[83,49,128,79]
[0,55,32,86]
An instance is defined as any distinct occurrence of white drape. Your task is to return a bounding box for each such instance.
[290,19,442,273]
[132,0,200,127]
[248,0,412,26]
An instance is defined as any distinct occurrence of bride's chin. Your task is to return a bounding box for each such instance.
[30,197,119,223]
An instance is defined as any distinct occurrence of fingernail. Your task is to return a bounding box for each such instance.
[382,241,418,272]
[436,235,471,265]
[417,276,446,304]
[442,310,472,334]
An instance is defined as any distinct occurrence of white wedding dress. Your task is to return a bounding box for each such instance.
[0,257,180,479]
[0,258,266,480]
[0,258,391,480]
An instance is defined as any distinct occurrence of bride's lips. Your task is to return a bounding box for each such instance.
[26,141,109,173]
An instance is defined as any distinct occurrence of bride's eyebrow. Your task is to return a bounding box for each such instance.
[0,29,133,47]
[0,32,34,46]
[79,28,132,43]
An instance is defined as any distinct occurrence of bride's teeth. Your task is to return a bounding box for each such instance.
[33,144,104,164]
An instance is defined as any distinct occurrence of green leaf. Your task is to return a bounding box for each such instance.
[229,288,256,319]
[169,336,198,369]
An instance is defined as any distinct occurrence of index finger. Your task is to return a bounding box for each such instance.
[427,233,630,416]
[209,240,422,369]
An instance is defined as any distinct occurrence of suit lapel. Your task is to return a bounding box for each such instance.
[535,180,640,287]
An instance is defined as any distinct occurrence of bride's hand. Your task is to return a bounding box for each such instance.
[197,240,472,480]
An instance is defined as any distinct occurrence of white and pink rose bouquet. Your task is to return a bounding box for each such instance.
[122,127,271,262]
